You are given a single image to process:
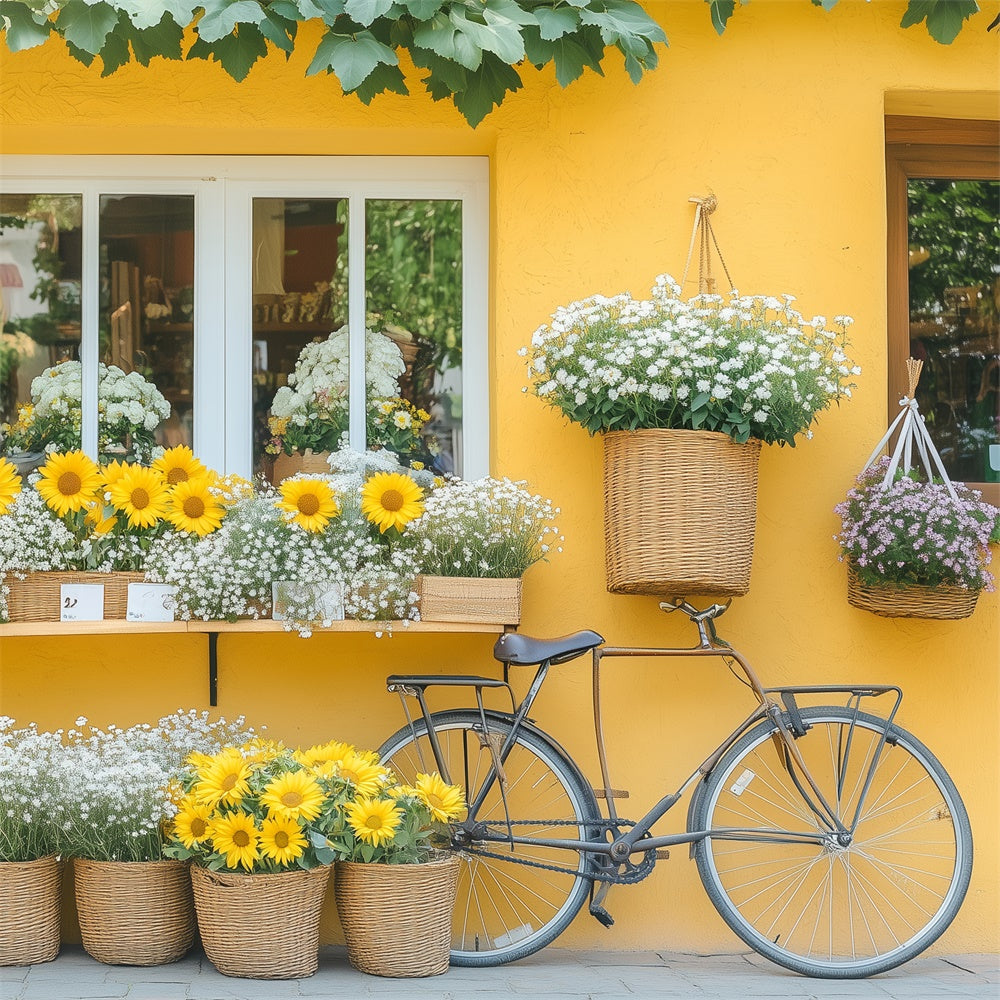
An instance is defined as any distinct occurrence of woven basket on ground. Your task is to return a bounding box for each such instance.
[73,858,194,966]
[415,575,522,625]
[4,571,146,622]
[335,854,460,978]
[0,855,61,966]
[270,449,331,484]
[191,864,331,979]
[603,429,761,597]
[847,566,979,620]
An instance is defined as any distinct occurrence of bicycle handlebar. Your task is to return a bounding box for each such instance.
[659,598,733,622]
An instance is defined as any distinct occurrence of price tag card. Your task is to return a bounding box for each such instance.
[60,584,105,622]
[272,580,344,622]
[127,583,178,623]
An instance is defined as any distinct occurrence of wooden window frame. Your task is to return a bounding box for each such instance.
[885,115,1000,505]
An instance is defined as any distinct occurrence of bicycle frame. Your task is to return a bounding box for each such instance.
[390,612,904,879]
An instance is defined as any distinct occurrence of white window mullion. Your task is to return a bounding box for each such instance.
[462,182,490,480]
[223,183,254,477]
[347,194,366,453]
[80,187,100,459]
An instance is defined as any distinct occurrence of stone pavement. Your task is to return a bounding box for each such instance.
[1,947,997,1000]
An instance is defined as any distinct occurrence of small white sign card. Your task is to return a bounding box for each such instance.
[59,584,105,622]
[271,580,345,623]
[126,583,178,623]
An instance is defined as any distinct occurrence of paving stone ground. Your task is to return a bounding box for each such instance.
[1,947,997,1000]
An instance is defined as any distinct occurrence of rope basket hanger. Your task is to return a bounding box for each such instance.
[680,193,734,295]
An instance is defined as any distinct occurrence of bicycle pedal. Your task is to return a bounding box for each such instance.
[592,788,630,799]
[588,903,615,928]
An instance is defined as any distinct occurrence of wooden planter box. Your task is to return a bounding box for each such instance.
[416,575,521,625]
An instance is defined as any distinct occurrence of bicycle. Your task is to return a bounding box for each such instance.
[377,598,973,979]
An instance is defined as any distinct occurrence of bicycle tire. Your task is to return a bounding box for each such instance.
[378,710,603,966]
[691,706,973,978]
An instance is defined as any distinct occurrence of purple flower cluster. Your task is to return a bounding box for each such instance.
[834,457,1000,591]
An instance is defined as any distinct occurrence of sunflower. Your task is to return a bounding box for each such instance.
[0,457,21,516]
[360,471,424,533]
[210,811,261,871]
[153,444,208,486]
[100,459,131,487]
[294,739,356,768]
[345,798,402,847]
[259,769,326,822]
[107,465,171,529]
[83,500,117,535]
[194,751,252,808]
[34,451,102,517]
[259,815,308,866]
[240,737,285,765]
[416,772,466,822]
[336,753,389,798]
[172,799,214,849]
[166,476,226,536]
[276,477,340,533]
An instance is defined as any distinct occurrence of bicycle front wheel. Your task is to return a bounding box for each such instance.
[378,710,602,966]
[691,706,972,978]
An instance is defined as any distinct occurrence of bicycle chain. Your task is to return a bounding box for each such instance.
[454,818,659,886]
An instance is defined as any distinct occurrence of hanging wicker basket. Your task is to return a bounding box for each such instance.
[415,575,522,625]
[846,566,979,621]
[4,571,146,622]
[0,855,62,966]
[73,858,194,966]
[603,429,761,597]
[270,449,331,484]
[335,854,460,978]
[191,864,331,979]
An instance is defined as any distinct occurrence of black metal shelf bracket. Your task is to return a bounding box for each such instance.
[208,631,219,707]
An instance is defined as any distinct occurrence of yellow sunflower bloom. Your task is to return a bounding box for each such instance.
[34,451,103,517]
[416,772,466,822]
[336,753,389,798]
[276,477,340,533]
[153,445,209,487]
[166,476,226,536]
[107,465,171,529]
[194,751,252,808]
[294,739,356,768]
[100,459,131,487]
[209,811,261,871]
[173,799,215,849]
[240,737,285,764]
[259,815,308,866]
[83,500,117,535]
[345,798,402,847]
[0,457,22,516]
[259,769,326,822]
[360,471,424,533]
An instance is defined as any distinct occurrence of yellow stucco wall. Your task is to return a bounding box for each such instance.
[1,0,998,954]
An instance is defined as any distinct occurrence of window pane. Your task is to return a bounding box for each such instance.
[365,199,463,475]
[908,179,1000,484]
[0,194,83,462]
[255,197,347,478]
[99,194,191,460]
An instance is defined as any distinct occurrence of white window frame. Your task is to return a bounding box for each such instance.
[0,155,490,479]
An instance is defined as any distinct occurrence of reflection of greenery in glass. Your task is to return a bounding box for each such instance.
[363,200,462,374]
[907,179,999,484]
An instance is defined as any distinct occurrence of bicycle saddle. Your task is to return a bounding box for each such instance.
[493,629,604,666]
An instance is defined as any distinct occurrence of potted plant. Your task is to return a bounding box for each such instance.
[401,476,563,624]
[524,274,859,597]
[164,739,357,979]
[0,448,230,622]
[265,326,437,480]
[834,456,1000,619]
[318,768,466,978]
[0,719,64,966]
[55,711,257,967]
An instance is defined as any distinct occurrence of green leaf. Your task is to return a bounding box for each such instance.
[98,19,132,75]
[258,11,297,53]
[197,0,267,44]
[131,13,185,65]
[345,0,396,26]
[56,0,119,54]
[552,36,603,85]
[312,0,349,23]
[811,0,840,10]
[707,0,736,35]
[413,12,482,69]
[308,30,398,90]
[900,0,978,44]
[450,8,523,65]
[194,23,269,81]
[402,0,443,17]
[534,6,579,41]
[352,60,409,102]
[412,46,468,99]
[120,1,197,31]
[453,53,522,127]
[0,1,51,52]
[692,391,711,411]
[579,1,667,47]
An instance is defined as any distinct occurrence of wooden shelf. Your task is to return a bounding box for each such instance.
[0,619,507,637]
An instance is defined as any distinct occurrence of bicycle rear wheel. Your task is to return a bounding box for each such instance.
[691,706,972,978]
[378,710,602,966]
